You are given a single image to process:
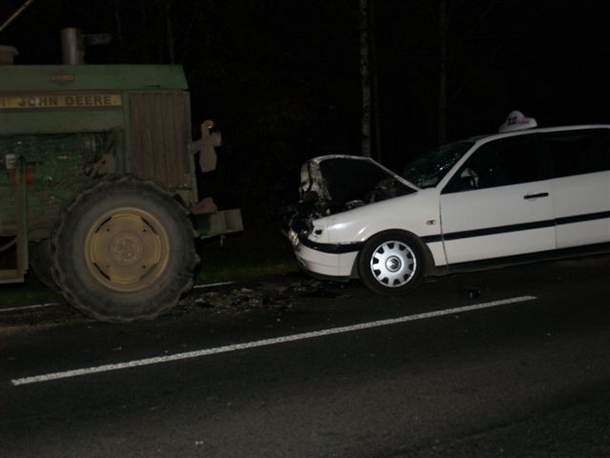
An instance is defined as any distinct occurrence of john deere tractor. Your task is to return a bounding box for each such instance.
[0,63,242,322]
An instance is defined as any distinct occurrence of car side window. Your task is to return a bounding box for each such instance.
[443,135,548,194]
[545,129,610,178]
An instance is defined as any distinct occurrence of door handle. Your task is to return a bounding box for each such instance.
[523,192,549,200]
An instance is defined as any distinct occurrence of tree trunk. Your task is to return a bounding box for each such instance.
[113,0,123,44]
[359,0,372,157]
[166,0,176,64]
[369,0,381,161]
[438,0,448,146]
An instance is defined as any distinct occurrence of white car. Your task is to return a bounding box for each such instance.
[287,113,610,294]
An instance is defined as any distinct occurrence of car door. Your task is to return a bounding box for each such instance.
[439,134,555,264]
[547,128,610,248]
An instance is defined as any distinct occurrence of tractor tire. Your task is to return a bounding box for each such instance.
[51,176,199,322]
[30,239,58,291]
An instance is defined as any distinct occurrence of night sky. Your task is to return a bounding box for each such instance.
[2,0,609,218]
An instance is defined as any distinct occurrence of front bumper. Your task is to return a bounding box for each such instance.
[289,230,361,278]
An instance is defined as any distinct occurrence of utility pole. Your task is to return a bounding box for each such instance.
[438,0,448,146]
[359,0,372,157]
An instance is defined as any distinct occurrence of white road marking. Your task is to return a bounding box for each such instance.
[0,303,60,313]
[11,295,536,386]
[193,281,235,289]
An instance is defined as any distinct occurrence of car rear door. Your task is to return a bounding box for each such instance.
[439,134,556,264]
[547,128,610,248]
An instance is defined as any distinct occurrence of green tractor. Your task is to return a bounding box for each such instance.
[0,64,242,321]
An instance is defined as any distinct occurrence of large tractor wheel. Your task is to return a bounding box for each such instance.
[51,176,199,322]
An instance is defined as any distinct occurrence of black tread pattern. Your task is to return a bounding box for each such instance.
[29,239,59,291]
[50,175,199,322]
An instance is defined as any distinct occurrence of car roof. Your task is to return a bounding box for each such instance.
[471,124,610,145]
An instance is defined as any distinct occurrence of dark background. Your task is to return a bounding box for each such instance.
[2,0,609,220]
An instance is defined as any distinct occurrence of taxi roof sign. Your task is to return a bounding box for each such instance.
[499,110,537,133]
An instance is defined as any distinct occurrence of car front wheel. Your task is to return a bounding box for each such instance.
[358,231,424,295]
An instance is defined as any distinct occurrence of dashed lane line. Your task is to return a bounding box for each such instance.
[0,303,61,313]
[11,295,537,386]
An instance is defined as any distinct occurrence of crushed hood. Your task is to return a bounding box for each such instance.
[300,155,418,214]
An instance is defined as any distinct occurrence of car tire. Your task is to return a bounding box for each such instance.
[358,230,424,295]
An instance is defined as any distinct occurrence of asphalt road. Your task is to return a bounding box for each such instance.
[1,255,610,457]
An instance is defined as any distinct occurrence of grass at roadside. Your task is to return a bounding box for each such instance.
[196,228,299,283]
[0,279,62,308]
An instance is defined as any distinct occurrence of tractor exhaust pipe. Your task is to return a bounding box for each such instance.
[61,28,84,65]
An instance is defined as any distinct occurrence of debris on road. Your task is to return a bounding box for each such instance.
[0,276,353,332]
[182,278,349,315]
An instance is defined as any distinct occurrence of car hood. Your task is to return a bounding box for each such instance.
[282,155,419,237]
[300,155,418,214]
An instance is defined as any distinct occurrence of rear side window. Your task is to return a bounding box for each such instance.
[545,129,610,178]
[443,134,548,193]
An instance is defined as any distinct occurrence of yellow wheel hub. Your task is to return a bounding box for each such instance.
[85,207,170,292]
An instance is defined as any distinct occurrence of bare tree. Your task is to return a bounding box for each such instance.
[113,0,123,44]
[369,0,381,161]
[359,0,372,157]
[165,0,175,64]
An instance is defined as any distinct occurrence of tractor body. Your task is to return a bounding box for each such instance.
[0,64,241,320]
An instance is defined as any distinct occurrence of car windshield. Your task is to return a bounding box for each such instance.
[402,141,474,188]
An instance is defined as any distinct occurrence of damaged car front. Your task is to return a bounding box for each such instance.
[286,155,420,279]
[285,143,474,293]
